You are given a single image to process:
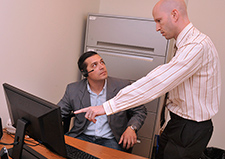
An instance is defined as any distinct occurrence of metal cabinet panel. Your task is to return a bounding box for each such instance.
[138,112,156,139]
[85,14,168,57]
[84,13,170,159]
[145,98,159,113]
[132,137,153,158]
[87,48,166,81]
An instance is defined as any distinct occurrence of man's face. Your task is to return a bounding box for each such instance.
[152,4,175,40]
[84,54,108,81]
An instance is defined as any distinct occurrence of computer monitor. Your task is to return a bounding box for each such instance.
[3,83,68,159]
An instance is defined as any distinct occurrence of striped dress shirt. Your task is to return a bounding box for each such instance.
[103,23,221,122]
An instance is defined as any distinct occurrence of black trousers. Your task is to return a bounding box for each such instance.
[157,112,213,159]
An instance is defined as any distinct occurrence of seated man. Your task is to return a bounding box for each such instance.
[58,51,147,152]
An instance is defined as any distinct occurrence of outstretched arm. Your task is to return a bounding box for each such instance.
[74,105,105,123]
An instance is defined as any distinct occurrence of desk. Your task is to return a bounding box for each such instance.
[0,130,148,159]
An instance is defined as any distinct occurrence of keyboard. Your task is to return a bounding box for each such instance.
[65,143,99,159]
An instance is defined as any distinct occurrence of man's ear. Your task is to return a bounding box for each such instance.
[171,9,179,22]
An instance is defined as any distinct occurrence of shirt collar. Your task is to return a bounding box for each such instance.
[87,79,107,95]
[176,23,193,48]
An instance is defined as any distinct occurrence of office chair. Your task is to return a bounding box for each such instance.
[62,112,75,134]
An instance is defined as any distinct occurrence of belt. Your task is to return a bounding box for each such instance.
[170,112,184,120]
[170,112,212,123]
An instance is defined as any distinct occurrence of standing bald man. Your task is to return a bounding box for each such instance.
[75,0,221,158]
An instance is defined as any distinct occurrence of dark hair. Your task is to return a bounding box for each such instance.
[77,51,98,72]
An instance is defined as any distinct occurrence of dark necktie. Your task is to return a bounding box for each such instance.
[160,44,177,128]
[173,44,178,56]
[160,92,168,127]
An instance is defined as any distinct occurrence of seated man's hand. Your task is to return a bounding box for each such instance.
[118,126,137,150]
[74,105,105,123]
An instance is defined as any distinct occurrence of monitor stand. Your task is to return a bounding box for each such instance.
[8,119,47,159]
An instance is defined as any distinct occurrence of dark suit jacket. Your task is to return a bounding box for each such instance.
[58,76,147,142]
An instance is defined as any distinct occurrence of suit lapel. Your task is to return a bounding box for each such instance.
[77,80,91,125]
[78,80,91,108]
[106,77,117,100]
[106,77,117,122]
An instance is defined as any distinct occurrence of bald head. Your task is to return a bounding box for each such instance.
[153,0,188,18]
[152,0,190,40]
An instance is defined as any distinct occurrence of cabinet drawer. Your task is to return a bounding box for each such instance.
[87,49,166,81]
[132,137,153,158]
[86,14,168,57]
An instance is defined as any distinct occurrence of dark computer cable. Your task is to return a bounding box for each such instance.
[0,141,18,146]
[0,129,40,147]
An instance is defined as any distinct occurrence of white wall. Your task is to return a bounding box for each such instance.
[99,0,158,18]
[0,0,100,127]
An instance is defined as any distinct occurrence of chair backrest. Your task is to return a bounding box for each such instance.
[62,112,75,134]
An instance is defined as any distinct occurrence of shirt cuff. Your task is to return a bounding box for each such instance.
[103,99,115,115]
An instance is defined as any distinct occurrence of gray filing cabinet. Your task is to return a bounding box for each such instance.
[84,13,170,158]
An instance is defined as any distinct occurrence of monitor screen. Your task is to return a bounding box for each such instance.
[3,83,67,158]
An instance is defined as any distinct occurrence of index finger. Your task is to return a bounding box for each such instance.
[74,108,88,114]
